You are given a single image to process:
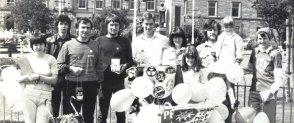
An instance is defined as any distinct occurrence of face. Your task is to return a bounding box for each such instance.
[173,36,183,46]
[206,27,219,41]
[185,57,195,67]
[142,19,155,35]
[78,22,91,38]
[257,33,270,49]
[224,25,234,33]
[57,21,69,34]
[33,43,45,52]
[107,21,120,35]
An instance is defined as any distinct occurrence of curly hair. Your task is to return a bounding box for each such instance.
[54,14,71,34]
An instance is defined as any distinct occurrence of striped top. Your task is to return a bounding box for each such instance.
[57,39,103,82]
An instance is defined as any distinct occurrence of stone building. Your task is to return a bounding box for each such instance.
[165,0,264,39]
[0,0,265,39]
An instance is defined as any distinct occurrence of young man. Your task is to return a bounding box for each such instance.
[45,14,76,118]
[57,17,103,123]
[248,28,283,123]
[209,16,244,123]
[196,19,222,83]
[96,14,133,123]
[132,12,169,66]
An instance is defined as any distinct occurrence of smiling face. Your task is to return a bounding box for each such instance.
[33,43,45,53]
[185,57,195,67]
[142,19,155,35]
[107,21,120,36]
[173,35,183,46]
[77,22,91,38]
[257,33,271,50]
[57,21,69,34]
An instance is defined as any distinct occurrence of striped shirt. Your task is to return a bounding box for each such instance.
[57,39,103,82]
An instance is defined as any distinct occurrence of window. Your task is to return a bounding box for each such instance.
[232,2,241,17]
[130,0,134,10]
[112,0,120,9]
[79,0,86,9]
[147,0,155,11]
[7,0,15,5]
[208,1,217,17]
[96,0,103,9]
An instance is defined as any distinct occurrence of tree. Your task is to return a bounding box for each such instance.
[7,0,54,34]
[249,0,291,45]
[92,7,131,37]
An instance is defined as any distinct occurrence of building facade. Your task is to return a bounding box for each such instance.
[165,0,264,39]
[0,0,263,39]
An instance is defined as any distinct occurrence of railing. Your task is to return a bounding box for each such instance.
[0,84,293,123]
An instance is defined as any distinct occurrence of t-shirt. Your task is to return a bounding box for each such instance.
[96,36,133,82]
[249,46,283,91]
[57,39,103,82]
[132,33,169,66]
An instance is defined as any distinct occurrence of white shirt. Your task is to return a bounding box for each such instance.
[132,33,169,66]
[162,47,185,66]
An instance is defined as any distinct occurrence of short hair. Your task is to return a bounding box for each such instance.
[256,27,273,41]
[169,26,187,48]
[54,14,71,34]
[203,19,222,41]
[75,17,93,29]
[29,33,46,51]
[181,45,203,72]
[105,14,121,28]
[142,12,155,23]
[222,16,235,27]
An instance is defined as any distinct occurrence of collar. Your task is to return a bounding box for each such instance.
[256,46,273,54]
[139,33,159,41]
[55,33,71,41]
[204,41,216,47]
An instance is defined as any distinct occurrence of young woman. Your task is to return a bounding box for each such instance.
[17,34,58,123]
[181,45,204,84]
[162,26,187,66]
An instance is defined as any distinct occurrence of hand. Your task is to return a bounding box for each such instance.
[70,66,84,76]
[110,65,121,74]
[236,58,242,65]
[175,59,182,65]
[260,90,273,103]
[16,74,30,83]
[27,73,39,81]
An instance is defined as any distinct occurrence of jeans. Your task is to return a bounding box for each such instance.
[51,79,65,117]
[23,88,52,123]
[99,82,125,123]
[63,81,98,123]
[207,72,235,123]
[248,91,277,123]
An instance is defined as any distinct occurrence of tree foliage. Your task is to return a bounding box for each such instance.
[7,0,54,34]
[249,0,292,43]
[92,7,131,37]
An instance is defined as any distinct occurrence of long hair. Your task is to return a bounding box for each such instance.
[181,45,203,72]
[203,19,221,41]
[169,26,187,48]
[54,14,71,35]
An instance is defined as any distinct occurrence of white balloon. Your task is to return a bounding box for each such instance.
[131,77,153,98]
[134,104,160,123]
[207,110,225,123]
[1,66,21,81]
[172,83,192,105]
[234,107,256,123]
[253,112,270,123]
[6,94,26,111]
[110,89,136,112]
[216,104,229,120]
[204,78,226,105]
[1,80,22,100]
[226,63,244,84]
[189,82,207,102]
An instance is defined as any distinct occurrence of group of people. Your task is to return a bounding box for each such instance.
[14,11,283,123]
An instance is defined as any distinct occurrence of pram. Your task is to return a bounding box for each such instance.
[46,96,84,123]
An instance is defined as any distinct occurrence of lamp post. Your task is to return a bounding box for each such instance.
[132,0,137,41]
